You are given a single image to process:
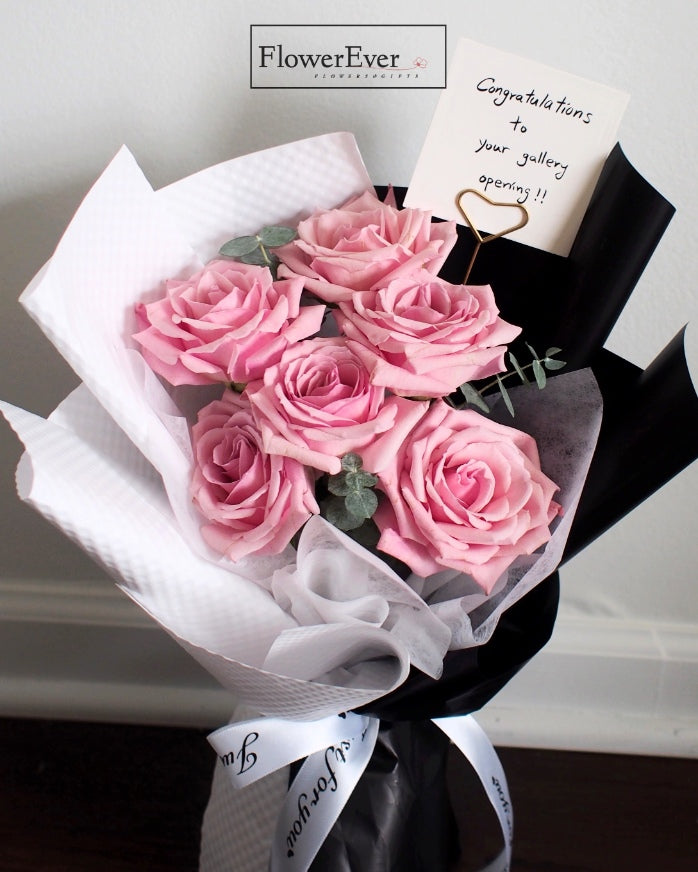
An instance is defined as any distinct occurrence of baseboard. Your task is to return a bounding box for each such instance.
[1,576,696,757]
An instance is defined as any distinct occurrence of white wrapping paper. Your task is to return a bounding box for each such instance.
[1,133,601,725]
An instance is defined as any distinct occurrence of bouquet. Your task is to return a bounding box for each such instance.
[2,132,696,872]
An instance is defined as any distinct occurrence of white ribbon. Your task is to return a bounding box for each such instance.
[269,717,380,872]
[208,711,512,872]
[208,712,372,789]
[433,715,513,872]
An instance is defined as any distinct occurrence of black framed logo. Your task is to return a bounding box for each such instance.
[250,24,447,89]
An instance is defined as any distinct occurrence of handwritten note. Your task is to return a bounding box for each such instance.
[405,38,629,256]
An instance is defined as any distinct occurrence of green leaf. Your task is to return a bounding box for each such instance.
[240,249,270,266]
[345,488,378,520]
[327,474,350,497]
[532,358,547,389]
[497,375,515,417]
[508,352,530,385]
[525,342,540,360]
[545,347,562,357]
[324,497,364,531]
[341,453,363,473]
[344,470,378,490]
[543,357,566,371]
[219,236,260,257]
[258,226,297,247]
[459,382,490,413]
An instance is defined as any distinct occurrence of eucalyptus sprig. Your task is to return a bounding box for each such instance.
[219,225,297,279]
[321,453,379,532]
[458,344,566,418]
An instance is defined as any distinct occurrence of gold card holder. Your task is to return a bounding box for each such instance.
[455,189,529,283]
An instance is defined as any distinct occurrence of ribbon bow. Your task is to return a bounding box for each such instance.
[206,712,513,871]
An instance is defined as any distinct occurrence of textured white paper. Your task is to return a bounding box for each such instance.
[1,133,600,726]
[405,38,628,255]
[2,134,428,720]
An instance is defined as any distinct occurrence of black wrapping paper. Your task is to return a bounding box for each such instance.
[307,150,697,870]
[563,331,698,560]
[310,720,460,872]
[434,143,676,370]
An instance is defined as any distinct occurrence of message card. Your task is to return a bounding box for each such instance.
[405,38,629,256]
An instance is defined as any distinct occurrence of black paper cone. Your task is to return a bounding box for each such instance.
[315,155,696,871]
[364,146,692,722]
[309,720,459,872]
[422,143,676,370]
[557,143,676,368]
[563,329,698,561]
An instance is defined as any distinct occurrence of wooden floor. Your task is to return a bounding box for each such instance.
[1,717,696,871]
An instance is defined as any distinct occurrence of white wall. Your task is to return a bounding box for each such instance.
[1,0,696,749]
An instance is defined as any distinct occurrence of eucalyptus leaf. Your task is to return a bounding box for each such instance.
[344,470,378,490]
[325,497,364,531]
[459,382,490,413]
[327,475,350,497]
[508,352,530,385]
[219,236,260,257]
[543,357,567,371]
[258,225,297,247]
[532,358,547,389]
[240,249,271,266]
[345,488,378,520]
[341,453,363,473]
[525,342,541,362]
[497,375,515,417]
[545,347,562,357]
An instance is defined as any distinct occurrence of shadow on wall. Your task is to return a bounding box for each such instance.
[0,179,94,411]
[0,181,110,583]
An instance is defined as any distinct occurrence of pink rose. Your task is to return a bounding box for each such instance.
[336,271,521,397]
[191,391,318,561]
[246,337,428,475]
[276,190,457,303]
[362,402,561,593]
[133,260,324,385]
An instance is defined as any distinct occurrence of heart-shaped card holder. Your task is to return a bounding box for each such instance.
[455,189,529,283]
